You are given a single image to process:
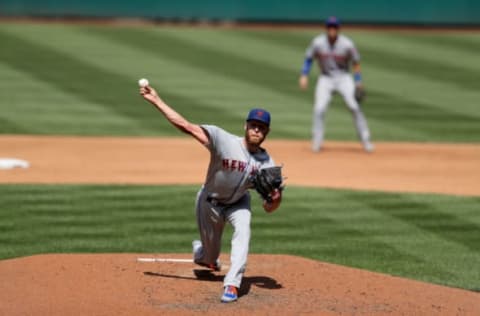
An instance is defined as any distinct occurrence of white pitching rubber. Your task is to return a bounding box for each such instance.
[136,258,194,263]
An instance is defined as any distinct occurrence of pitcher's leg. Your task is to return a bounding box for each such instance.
[312,76,333,152]
[223,198,251,288]
[194,190,225,265]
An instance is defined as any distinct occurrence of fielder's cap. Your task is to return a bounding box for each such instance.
[325,16,340,28]
[246,108,271,126]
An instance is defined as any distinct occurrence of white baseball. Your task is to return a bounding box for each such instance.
[138,78,149,88]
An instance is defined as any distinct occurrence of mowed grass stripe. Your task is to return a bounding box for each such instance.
[0,28,240,136]
[1,23,479,141]
[0,61,141,135]
[0,185,198,254]
[355,192,480,252]
[0,29,161,135]
[89,27,304,101]
[262,188,480,289]
[179,29,454,141]
[392,32,480,58]
[350,31,480,73]
[156,28,305,73]
[235,29,480,141]
[76,26,313,138]
[244,28,479,92]
[90,27,431,141]
[365,91,480,142]
[253,214,452,284]
[243,29,480,120]
[0,185,429,277]
[0,116,28,134]
[3,24,295,137]
[0,63,45,134]
[242,29,480,80]
[73,26,310,137]
[358,46,479,91]
[320,191,480,288]
[140,27,323,135]
[2,184,480,290]
[256,192,457,282]
[161,28,429,141]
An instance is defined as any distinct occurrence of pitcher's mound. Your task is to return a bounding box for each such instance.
[0,254,478,315]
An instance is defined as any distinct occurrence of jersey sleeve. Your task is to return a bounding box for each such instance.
[200,124,221,152]
[305,38,316,59]
[349,41,361,63]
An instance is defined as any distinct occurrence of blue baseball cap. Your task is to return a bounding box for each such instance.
[246,108,271,126]
[325,16,340,28]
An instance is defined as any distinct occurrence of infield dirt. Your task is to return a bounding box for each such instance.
[1,135,479,196]
[1,135,480,315]
[1,254,479,316]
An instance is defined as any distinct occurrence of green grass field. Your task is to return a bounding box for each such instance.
[1,185,479,291]
[1,23,479,141]
[1,23,479,291]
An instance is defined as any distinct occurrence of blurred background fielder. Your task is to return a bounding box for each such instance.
[299,16,373,153]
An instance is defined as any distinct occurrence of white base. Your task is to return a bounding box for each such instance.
[0,158,30,170]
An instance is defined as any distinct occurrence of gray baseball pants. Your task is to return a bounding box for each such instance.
[312,73,371,151]
[193,189,251,288]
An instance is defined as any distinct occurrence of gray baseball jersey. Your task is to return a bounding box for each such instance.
[201,125,275,204]
[305,34,360,76]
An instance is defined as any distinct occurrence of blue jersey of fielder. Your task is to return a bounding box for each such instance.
[305,34,360,76]
[201,125,275,205]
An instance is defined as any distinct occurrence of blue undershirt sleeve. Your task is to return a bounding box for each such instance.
[301,58,313,75]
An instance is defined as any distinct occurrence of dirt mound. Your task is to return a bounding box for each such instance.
[0,253,478,315]
[1,135,479,196]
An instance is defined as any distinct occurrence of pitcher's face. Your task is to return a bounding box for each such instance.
[245,121,269,146]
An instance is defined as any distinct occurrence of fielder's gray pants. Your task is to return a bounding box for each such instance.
[194,189,251,288]
[312,73,371,150]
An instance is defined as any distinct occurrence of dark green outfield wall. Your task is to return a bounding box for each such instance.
[0,0,479,25]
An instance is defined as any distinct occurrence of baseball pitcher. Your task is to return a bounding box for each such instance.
[140,84,283,303]
[299,16,374,153]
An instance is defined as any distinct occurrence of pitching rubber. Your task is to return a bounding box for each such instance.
[136,258,194,263]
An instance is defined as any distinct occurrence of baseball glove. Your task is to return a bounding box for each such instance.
[354,85,366,103]
[250,166,284,203]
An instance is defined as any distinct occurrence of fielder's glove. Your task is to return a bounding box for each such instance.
[354,85,366,103]
[249,166,284,203]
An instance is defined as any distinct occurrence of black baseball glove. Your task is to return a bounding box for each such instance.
[249,166,284,203]
[354,85,366,103]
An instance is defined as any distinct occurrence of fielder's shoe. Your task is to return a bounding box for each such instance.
[221,285,238,303]
[312,141,322,153]
[363,141,375,153]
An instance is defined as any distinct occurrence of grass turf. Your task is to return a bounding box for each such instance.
[1,184,479,291]
[1,23,479,141]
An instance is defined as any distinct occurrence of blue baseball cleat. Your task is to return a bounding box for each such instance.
[221,285,238,303]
